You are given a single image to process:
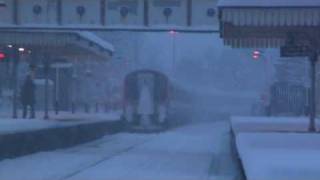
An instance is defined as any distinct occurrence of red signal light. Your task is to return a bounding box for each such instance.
[252,50,261,60]
[169,30,178,35]
[0,52,6,60]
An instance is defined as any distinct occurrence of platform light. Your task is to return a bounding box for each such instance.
[18,47,25,52]
[7,45,13,48]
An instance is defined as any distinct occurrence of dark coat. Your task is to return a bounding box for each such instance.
[20,76,36,105]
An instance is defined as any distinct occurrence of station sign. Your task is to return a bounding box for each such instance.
[280,45,310,58]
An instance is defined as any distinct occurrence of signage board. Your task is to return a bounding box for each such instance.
[280,45,310,57]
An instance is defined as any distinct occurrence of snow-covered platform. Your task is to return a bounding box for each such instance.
[230,116,320,180]
[236,132,320,180]
[231,116,319,134]
[0,122,232,180]
[0,111,123,161]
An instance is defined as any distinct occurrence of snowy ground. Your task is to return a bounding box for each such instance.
[0,111,121,135]
[0,121,236,180]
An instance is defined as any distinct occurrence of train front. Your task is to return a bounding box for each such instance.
[123,70,169,132]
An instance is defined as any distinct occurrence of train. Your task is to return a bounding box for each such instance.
[121,69,194,132]
[122,69,170,132]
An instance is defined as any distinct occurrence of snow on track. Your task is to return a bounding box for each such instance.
[0,133,153,180]
[66,122,228,180]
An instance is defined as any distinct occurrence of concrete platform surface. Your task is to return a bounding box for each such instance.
[0,111,123,160]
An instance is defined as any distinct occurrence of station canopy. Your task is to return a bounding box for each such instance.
[218,0,320,48]
[0,30,114,60]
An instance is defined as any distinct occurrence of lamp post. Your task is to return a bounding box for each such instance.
[251,50,271,87]
[43,55,50,120]
[169,30,178,78]
[309,52,318,132]
[84,68,92,113]
[251,49,272,115]
[55,65,59,115]
[71,66,77,114]
[12,47,21,119]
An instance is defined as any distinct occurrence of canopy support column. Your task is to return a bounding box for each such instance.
[309,52,318,132]
[43,53,50,120]
[12,48,19,119]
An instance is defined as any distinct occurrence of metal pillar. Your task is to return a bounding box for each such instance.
[71,75,75,114]
[309,52,318,132]
[71,62,77,114]
[187,0,192,26]
[173,34,176,72]
[84,103,89,113]
[12,49,19,119]
[55,67,59,115]
[143,0,149,26]
[171,32,177,76]
[43,58,50,120]
[95,102,99,113]
[71,102,75,114]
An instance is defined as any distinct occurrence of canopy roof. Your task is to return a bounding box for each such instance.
[218,0,320,48]
[218,0,320,7]
[0,30,114,59]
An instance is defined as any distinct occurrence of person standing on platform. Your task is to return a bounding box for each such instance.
[20,73,36,119]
